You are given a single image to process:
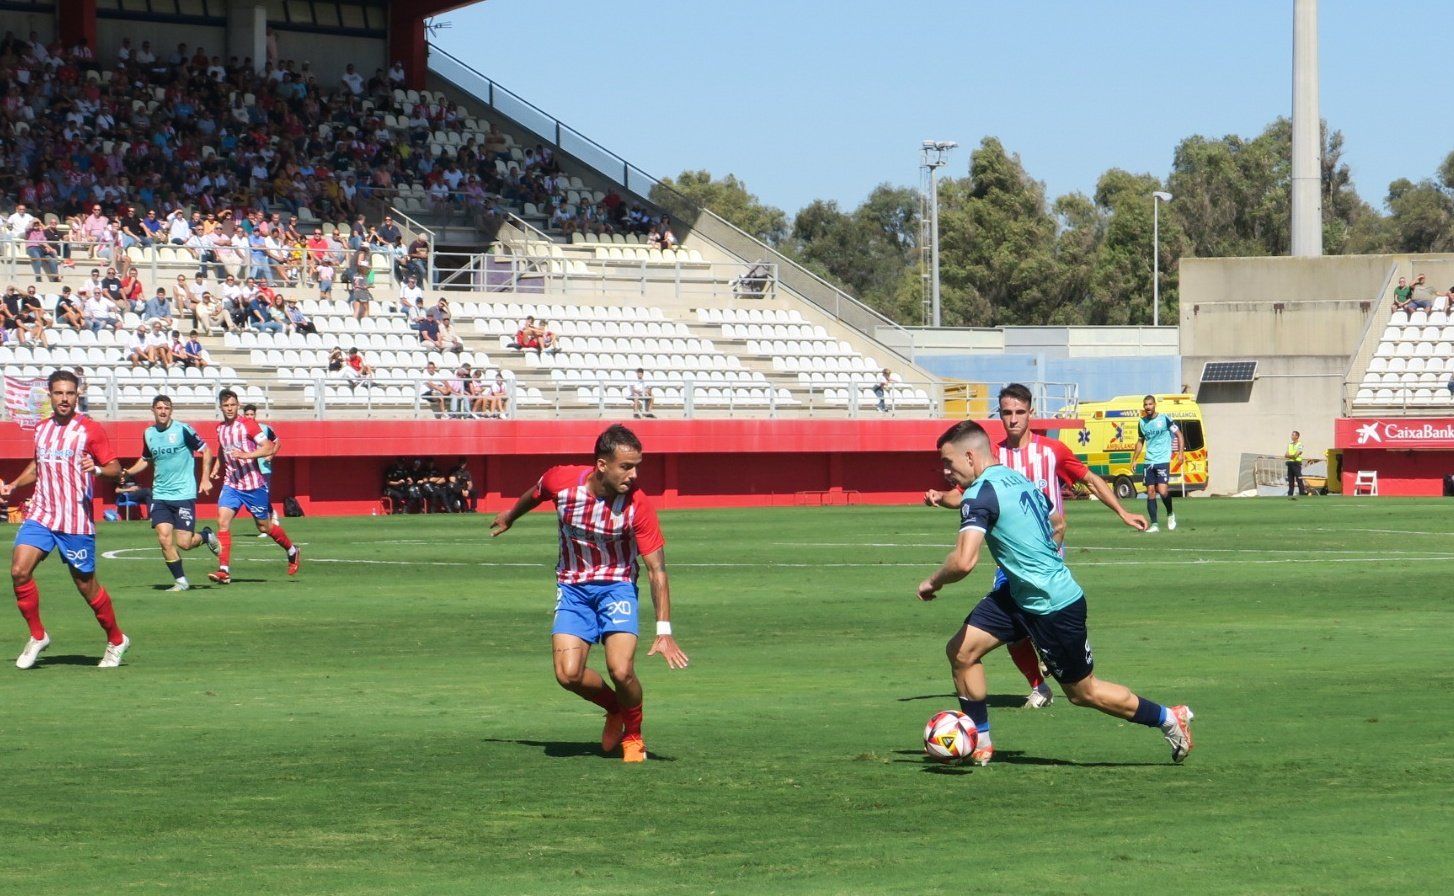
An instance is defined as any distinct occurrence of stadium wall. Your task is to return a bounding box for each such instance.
[1180,255,1399,494]
[0,418,1065,516]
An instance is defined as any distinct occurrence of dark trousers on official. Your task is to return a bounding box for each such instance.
[1286,461,1303,496]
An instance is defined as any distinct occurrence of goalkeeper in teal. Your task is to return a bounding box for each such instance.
[1130,394,1182,532]
[122,395,216,591]
[916,420,1195,765]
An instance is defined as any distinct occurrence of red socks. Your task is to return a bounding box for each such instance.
[267,524,294,552]
[586,688,621,713]
[622,704,643,738]
[14,580,44,640]
[87,588,124,646]
[218,530,233,567]
[1007,639,1044,689]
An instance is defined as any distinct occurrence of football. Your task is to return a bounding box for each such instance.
[923,710,978,764]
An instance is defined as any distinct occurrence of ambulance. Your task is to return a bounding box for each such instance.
[1052,394,1209,500]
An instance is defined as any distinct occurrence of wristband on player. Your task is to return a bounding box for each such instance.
[656,621,672,637]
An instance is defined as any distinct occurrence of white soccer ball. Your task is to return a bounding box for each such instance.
[923,710,978,764]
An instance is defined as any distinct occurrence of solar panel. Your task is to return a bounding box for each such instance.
[1200,361,1258,383]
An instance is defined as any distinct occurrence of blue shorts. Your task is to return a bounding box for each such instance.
[15,520,97,574]
[149,499,197,532]
[219,484,272,520]
[1143,463,1171,487]
[552,581,639,644]
[965,584,1094,685]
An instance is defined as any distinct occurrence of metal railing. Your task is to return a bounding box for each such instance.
[431,250,776,302]
[426,46,924,368]
[280,372,942,421]
[1342,379,1454,416]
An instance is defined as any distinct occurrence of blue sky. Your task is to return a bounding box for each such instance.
[432,1,1454,216]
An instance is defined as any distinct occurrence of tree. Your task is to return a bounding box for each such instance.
[651,171,789,245]
[787,184,920,322]
[934,138,1061,326]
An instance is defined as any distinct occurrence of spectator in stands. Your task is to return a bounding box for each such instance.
[398,276,425,319]
[146,321,175,367]
[141,288,173,327]
[126,326,153,368]
[283,299,315,335]
[195,292,227,334]
[326,347,345,374]
[421,361,449,417]
[1410,274,1435,311]
[349,274,373,321]
[513,315,543,352]
[630,369,655,419]
[317,259,335,299]
[339,63,364,96]
[874,368,893,413]
[177,330,209,368]
[485,372,509,419]
[537,319,559,353]
[1393,276,1422,314]
[24,221,61,282]
[404,234,430,284]
[345,348,375,387]
[247,290,283,334]
[55,286,84,330]
[417,312,443,350]
[99,267,124,306]
[437,315,464,353]
[83,288,122,332]
[118,269,146,313]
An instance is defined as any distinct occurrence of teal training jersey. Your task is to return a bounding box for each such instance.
[256,424,276,476]
[142,422,205,501]
[959,464,1083,614]
[1137,413,1179,464]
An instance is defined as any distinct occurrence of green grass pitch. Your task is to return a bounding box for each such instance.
[1,498,1451,895]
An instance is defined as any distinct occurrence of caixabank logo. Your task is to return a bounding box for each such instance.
[1353,420,1454,446]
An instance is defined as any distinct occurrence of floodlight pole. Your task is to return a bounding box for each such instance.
[1152,191,1173,328]
[921,141,956,328]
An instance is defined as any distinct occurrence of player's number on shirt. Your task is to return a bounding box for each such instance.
[1019,490,1055,545]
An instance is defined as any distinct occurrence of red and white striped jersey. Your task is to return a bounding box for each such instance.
[533,465,665,584]
[216,416,270,490]
[28,414,116,535]
[996,434,1088,519]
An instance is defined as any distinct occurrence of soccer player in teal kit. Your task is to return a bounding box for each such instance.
[916,420,1194,765]
[121,395,215,591]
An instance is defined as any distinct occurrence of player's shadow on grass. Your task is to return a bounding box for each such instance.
[150,584,216,591]
[483,738,677,762]
[897,693,1025,709]
[890,749,1160,769]
[33,654,106,667]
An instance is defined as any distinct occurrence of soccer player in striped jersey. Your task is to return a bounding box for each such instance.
[926,383,1146,732]
[0,369,130,669]
[203,389,299,584]
[121,395,214,591]
[917,420,1193,764]
[490,424,688,763]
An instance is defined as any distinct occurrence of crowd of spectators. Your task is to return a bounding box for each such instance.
[381,457,473,513]
[0,29,675,258]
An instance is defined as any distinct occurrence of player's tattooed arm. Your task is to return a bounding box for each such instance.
[641,547,688,670]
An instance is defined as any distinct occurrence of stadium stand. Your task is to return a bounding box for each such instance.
[0,26,938,420]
